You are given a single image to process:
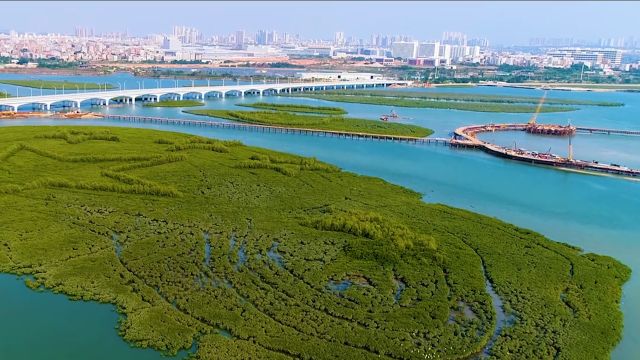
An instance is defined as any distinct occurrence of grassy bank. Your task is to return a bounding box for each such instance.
[0,126,629,359]
[288,93,578,113]
[0,79,114,90]
[237,102,347,115]
[295,90,622,107]
[143,100,204,108]
[184,109,433,137]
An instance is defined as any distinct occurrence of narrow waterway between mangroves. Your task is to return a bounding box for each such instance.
[1,74,639,359]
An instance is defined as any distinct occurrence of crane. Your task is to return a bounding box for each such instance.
[528,91,547,125]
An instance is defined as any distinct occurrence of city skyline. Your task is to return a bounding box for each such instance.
[2,1,640,45]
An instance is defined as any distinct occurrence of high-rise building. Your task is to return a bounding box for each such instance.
[162,36,181,51]
[235,30,245,49]
[439,44,452,65]
[450,45,467,61]
[256,30,279,45]
[256,30,267,45]
[334,32,345,46]
[391,41,418,59]
[75,27,93,38]
[417,42,440,58]
[267,30,278,45]
[172,25,202,44]
[468,38,489,49]
[442,32,467,46]
[282,32,291,44]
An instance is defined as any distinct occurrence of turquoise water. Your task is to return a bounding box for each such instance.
[0,274,169,359]
[1,73,639,359]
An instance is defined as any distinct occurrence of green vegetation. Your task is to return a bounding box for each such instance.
[0,126,629,359]
[10,57,83,69]
[185,109,433,137]
[143,100,205,108]
[307,90,622,107]
[0,79,113,90]
[237,102,347,115]
[35,58,85,69]
[287,93,578,113]
[266,62,301,69]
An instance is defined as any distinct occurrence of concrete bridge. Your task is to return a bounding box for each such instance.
[0,79,410,111]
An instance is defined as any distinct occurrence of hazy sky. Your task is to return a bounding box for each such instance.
[2,1,639,44]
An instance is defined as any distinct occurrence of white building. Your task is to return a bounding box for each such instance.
[417,42,440,58]
[439,44,452,65]
[334,32,345,46]
[235,30,245,49]
[297,72,384,81]
[548,48,623,67]
[391,41,418,59]
[162,36,181,51]
[283,46,334,57]
[449,45,480,63]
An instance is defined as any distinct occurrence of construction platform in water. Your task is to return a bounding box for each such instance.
[525,123,576,136]
[454,123,640,178]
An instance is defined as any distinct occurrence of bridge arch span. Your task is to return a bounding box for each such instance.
[242,88,264,96]
[158,92,182,101]
[16,102,53,111]
[49,99,84,109]
[203,90,225,99]
[180,91,205,100]
[78,97,110,107]
[224,89,243,97]
[133,93,161,103]
[260,88,280,96]
[107,95,135,105]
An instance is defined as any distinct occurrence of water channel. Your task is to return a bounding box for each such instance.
[0,72,639,359]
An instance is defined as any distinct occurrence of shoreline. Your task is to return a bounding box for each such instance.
[3,67,640,93]
[478,82,640,92]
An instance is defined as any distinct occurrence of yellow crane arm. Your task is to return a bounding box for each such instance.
[528,91,547,125]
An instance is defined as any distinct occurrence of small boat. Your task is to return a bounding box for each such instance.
[380,109,399,121]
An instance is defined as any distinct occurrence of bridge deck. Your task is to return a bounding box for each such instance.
[0,79,411,111]
[576,127,640,136]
